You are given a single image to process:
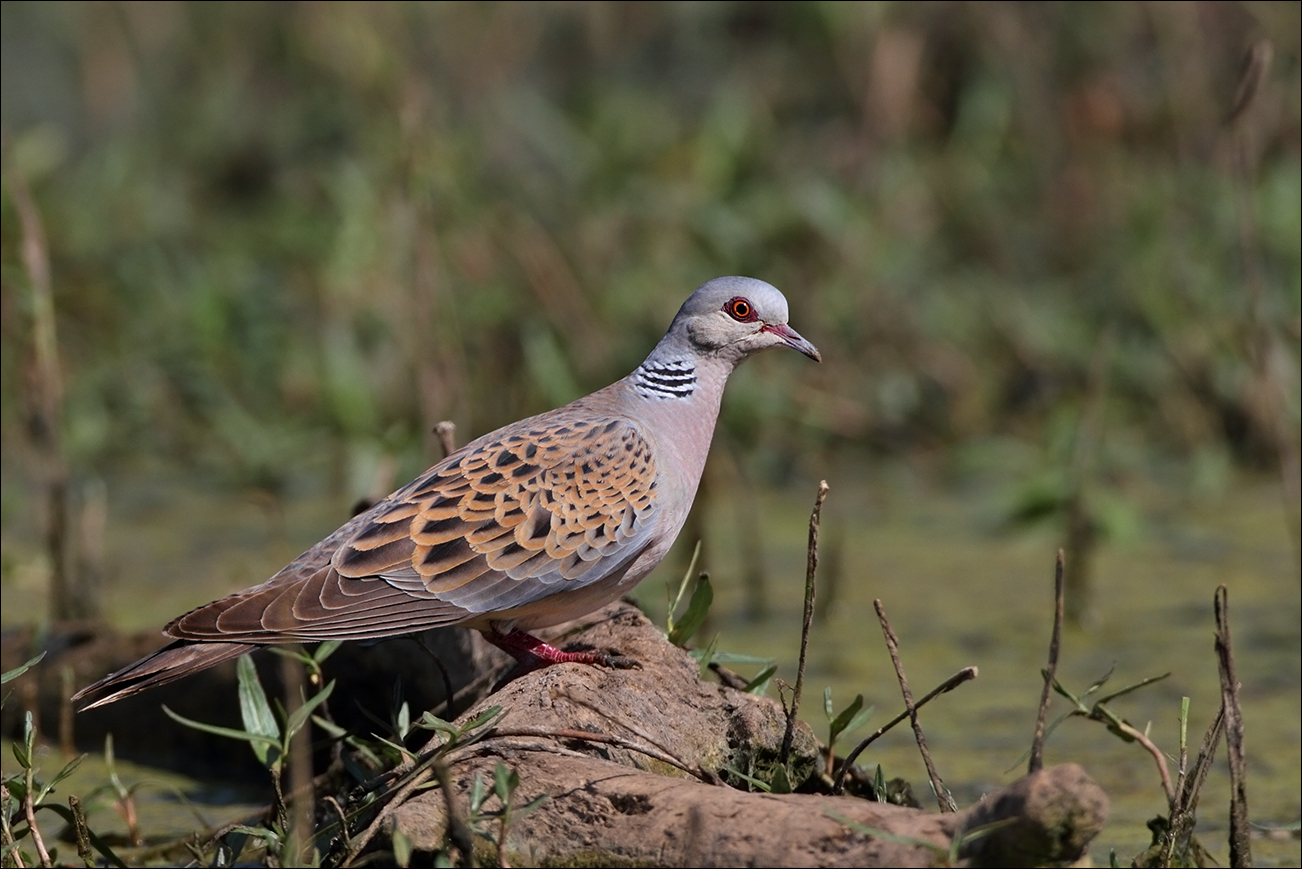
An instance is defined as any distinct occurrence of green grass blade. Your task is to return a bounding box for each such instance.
[668,574,713,646]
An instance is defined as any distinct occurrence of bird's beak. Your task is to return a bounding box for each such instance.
[763,322,822,362]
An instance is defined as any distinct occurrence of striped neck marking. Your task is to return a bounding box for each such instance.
[632,358,696,399]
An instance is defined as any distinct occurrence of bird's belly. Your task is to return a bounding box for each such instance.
[467,533,675,633]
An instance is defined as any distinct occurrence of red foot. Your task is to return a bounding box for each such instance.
[484,628,637,672]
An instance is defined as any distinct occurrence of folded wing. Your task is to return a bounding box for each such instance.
[163,410,661,643]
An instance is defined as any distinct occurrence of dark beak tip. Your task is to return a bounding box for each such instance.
[763,322,821,362]
[787,331,821,363]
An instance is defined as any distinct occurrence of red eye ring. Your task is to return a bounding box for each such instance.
[725,297,755,322]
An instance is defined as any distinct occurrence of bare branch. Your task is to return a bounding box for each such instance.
[1215,586,1251,868]
[873,599,955,811]
[1029,551,1065,773]
[782,480,828,765]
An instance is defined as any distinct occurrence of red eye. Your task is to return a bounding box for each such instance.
[725,297,754,321]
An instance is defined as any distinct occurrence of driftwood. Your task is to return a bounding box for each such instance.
[5,601,1107,867]
[368,601,1107,867]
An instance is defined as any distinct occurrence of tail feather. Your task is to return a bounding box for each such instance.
[73,640,255,711]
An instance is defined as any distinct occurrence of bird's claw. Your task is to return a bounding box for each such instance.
[593,651,640,670]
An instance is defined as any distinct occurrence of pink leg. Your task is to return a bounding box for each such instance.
[483,628,637,671]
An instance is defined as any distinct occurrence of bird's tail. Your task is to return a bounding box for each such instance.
[73,640,254,711]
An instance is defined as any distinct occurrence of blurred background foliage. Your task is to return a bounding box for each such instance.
[0,1,1298,590]
[3,7,1299,858]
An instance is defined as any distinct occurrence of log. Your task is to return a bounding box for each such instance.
[5,601,1108,866]
[366,601,1107,867]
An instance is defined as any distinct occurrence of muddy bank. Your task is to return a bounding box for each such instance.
[4,601,1107,866]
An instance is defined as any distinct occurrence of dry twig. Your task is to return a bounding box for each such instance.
[1,784,26,868]
[781,480,828,765]
[21,783,52,868]
[322,796,350,855]
[833,665,977,796]
[1113,718,1175,807]
[68,795,94,868]
[875,599,955,812]
[1214,585,1251,868]
[1029,551,1065,773]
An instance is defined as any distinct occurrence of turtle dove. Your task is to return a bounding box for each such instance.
[75,276,819,709]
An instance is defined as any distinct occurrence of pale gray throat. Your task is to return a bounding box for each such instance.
[631,357,696,399]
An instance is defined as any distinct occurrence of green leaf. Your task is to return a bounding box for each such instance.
[1,652,45,684]
[393,828,413,868]
[770,763,793,794]
[104,733,129,801]
[841,705,874,739]
[1082,664,1118,697]
[162,705,281,754]
[311,714,347,739]
[687,634,719,672]
[228,823,282,850]
[493,762,519,803]
[458,705,505,739]
[396,699,411,740]
[313,640,343,664]
[828,693,862,737]
[668,573,713,646]
[666,541,703,636]
[743,664,777,695]
[1049,676,1083,706]
[468,771,489,814]
[11,724,31,769]
[514,793,548,819]
[285,679,336,739]
[873,764,887,803]
[267,646,314,665]
[823,686,834,721]
[416,711,455,734]
[237,655,281,763]
[720,765,771,792]
[20,710,35,765]
[36,753,87,804]
[828,694,869,742]
[371,734,416,761]
[706,651,775,667]
[1096,672,1170,706]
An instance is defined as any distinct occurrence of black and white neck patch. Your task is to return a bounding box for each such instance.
[632,358,696,399]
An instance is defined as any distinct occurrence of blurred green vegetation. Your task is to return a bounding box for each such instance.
[1,1,1298,517]
[1,7,1299,862]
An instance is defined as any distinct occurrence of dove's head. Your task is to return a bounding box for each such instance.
[669,276,821,364]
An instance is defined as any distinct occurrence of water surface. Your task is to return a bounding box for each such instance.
[2,459,1297,864]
